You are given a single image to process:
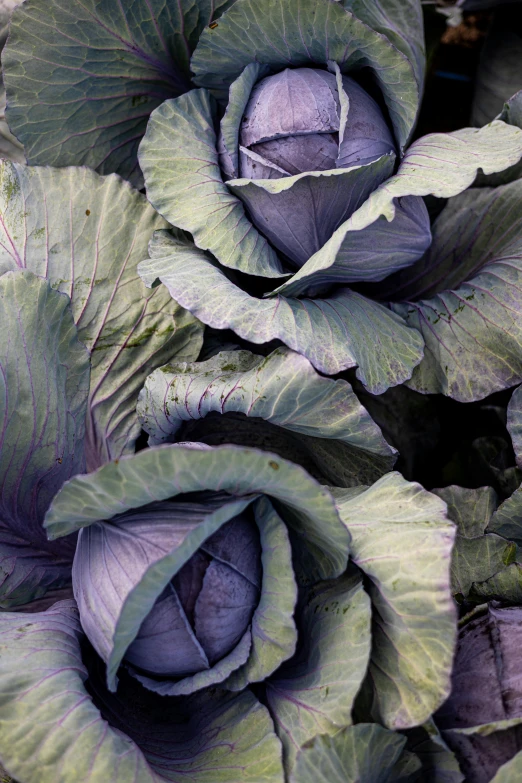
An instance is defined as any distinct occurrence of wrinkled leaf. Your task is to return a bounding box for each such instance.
[341,0,425,92]
[90,666,285,783]
[451,535,517,601]
[3,0,234,186]
[0,602,159,783]
[290,723,418,783]
[45,444,350,583]
[390,179,522,400]
[267,568,372,773]
[470,563,522,604]
[334,473,457,728]
[139,230,424,392]
[433,486,498,538]
[0,161,203,469]
[0,602,284,783]
[139,89,285,277]
[138,346,394,485]
[0,271,89,606]
[433,486,513,600]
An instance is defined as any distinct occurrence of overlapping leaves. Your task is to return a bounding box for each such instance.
[0,161,203,469]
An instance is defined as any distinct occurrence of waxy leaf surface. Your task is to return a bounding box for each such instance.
[0,271,89,606]
[0,161,203,469]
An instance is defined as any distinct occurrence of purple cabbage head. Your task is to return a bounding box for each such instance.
[238,67,396,179]
[436,604,522,783]
[219,66,402,268]
[62,443,351,698]
[124,511,262,677]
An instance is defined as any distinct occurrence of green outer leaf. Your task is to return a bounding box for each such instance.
[0,0,25,165]
[137,346,394,460]
[74,495,255,691]
[219,62,270,179]
[342,0,425,93]
[44,443,349,573]
[136,339,397,483]
[470,563,522,604]
[92,675,285,783]
[290,723,414,783]
[0,271,89,605]
[0,602,159,783]
[306,121,522,285]
[3,0,234,187]
[0,269,89,527]
[477,89,522,187]
[451,535,517,601]
[0,602,285,783]
[130,687,285,783]
[334,473,457,728]
[489,487,522,545]
[138,90,286,277]
[224,497,298,690]
[229,155,396,297]
[432,486,498,538]
[432,487,512,601]
[192,0,420,150]
[507,384,522,467]
[391,180,522,401]
[138,230,424,392]
[0,161,203,469]
[266,568,372,774]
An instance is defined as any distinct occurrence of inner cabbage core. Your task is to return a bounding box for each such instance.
[124,510,262,677]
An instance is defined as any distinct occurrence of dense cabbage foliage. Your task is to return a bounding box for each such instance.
[135,0,522,398]
[1,1,522,782]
